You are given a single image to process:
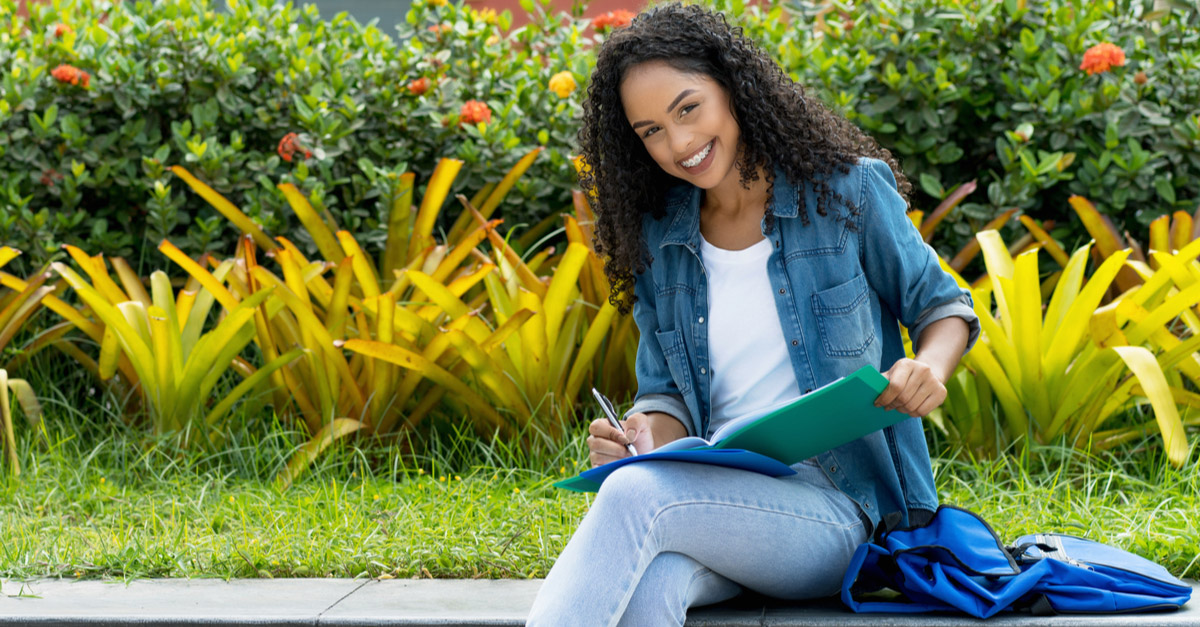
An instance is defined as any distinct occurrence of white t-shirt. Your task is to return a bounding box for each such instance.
[699,234,802,439]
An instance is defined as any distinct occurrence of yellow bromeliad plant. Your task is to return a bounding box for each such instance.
[172,151,566,483]
[933,230,1199,466]
[0,247,46,476]
[50,244,302,446]
[341,193,628,442]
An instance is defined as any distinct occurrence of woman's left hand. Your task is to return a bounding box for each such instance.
[875,358,947,417]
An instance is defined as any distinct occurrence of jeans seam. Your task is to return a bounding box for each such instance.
[649,499,863,533]
[679,565,716,623]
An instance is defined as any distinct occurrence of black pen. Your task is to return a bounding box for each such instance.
[592,388,639,456]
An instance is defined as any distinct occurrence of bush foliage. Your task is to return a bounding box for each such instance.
[4,0,1198,272]
[0,0,588,274]
[738,0,1200,258]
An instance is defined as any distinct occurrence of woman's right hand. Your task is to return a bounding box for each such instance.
[587,412,656,467]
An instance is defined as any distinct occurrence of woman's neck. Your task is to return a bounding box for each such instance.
[700,165,772,219]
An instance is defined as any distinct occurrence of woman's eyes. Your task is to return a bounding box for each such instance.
[641,104,698,139]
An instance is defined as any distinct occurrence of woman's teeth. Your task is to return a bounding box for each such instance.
[681,141,712,168]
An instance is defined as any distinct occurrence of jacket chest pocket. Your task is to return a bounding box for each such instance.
[811,272,875,358]
[654,328,693,396]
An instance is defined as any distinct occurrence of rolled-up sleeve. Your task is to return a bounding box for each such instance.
[907,293,981,356]
[623,266,695,437]
[858,158,980,357]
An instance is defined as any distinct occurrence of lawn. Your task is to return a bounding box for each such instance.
[3,395,1197,582]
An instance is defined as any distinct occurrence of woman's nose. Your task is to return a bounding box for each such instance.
[669,131,696,161]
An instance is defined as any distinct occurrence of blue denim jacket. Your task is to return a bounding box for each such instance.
[624,157,981,535]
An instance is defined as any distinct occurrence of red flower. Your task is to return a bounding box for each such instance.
[53,23,73,38]
[459,100,492,126]
[592,10,635,31]
[51,64,90,88]
[277,132,312,162]
[1080,43,1126,76]
[408,77,430,95]
[39,169,62,186]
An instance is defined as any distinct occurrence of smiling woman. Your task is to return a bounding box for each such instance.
[526,3,980,626]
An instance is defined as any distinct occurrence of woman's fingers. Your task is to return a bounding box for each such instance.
[587,418,636,467]
[879,359,946,417]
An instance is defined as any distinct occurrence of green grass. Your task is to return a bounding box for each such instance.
[1,353,1197,582]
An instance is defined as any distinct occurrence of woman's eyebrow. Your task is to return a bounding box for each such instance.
[630,89,698,129]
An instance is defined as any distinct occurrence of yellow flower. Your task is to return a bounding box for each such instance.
[454,475,461,481]
[548,71,577,98]
[513,487,520,493]
[429,0,448,6]
[476,7,498,24]
[418,468,425,475]
[373,494,380,501]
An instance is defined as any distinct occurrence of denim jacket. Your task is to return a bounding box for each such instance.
[624,157,981,536]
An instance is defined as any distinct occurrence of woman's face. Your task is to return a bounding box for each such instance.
[619,60,741,190]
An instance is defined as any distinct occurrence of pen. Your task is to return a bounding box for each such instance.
[592,388,639,456]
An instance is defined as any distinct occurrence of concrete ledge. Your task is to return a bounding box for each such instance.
[1,578,1197,626]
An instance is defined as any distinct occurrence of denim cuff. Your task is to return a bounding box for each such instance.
[908,294,980,357]
[625,393,694,437]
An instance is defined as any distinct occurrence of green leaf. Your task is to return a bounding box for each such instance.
[1155,177,1176,205]
[920,173,945,199]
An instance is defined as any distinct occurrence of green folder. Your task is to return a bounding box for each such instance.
[710,364,898,465]
[555,365,905,492]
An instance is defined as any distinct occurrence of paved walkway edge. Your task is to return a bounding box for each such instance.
[1,578,1197,626]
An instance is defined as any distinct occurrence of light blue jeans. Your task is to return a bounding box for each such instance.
[526,460,869,626]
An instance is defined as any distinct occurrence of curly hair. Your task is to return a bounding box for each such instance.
[579,2,911,314]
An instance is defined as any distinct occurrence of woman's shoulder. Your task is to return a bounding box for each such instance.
[800,157,895,195]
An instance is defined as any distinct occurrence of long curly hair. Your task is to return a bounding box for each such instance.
[579,2,911,314]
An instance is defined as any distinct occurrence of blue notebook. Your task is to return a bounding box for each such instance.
[554,448,796,493]
[554,365,902,493]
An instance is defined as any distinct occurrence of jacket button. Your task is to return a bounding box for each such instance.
[700,367,707,375]
[792,340,799,346]
[698,316,704,324]
[779,288,786,294]
[829,465,836,472]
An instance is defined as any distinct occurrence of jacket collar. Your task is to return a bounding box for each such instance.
[659,165,800,248]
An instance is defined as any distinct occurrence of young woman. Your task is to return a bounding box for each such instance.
[526,4,980,625]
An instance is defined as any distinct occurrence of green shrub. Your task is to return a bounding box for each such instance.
[733,0,1200,257]
[0,0,588,275]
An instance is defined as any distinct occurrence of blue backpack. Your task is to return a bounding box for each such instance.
[841,505,1192,618]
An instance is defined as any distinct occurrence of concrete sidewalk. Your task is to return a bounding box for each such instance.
[1,578,1198,626]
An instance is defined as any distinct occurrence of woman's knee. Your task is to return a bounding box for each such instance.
[597,461,699,503]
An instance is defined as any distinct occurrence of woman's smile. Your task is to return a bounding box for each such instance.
[678,139,715,172]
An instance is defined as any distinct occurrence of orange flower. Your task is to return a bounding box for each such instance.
[51,64,90,88]
[277,132,311,162]
[53,23,73,38]
[459,100,492,125]
[427,24,452,39]
[1080,43,1126,76]
[592,10,635,31]
[408,77,430,95]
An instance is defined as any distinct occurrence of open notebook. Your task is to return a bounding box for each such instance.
[555,365,905,492]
